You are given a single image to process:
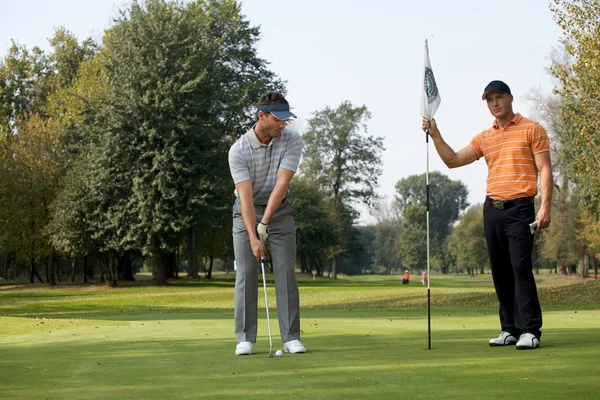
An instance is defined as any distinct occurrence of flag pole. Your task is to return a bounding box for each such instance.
[426,113,431,351]
[421,38,439,350]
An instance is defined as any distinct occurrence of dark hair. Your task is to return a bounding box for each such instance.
[256,92,288,120]
[257,92,288,106]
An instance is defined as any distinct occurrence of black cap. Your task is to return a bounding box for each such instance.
[482,80,511,100]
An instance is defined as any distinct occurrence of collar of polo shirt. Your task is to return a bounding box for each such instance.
[247,124,279,149]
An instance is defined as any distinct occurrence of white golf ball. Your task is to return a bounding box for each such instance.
[275,350,283,357]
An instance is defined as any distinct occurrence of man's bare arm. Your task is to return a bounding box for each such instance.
[261,168,295,224]
[422,118,478,168]
[533,151,553,230]
[235,179,265,260]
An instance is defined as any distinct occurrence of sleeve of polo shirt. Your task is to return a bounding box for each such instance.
[279,132,304,172]
[530,124,550,154]
[228,145,250,185]
[467,132,484,160]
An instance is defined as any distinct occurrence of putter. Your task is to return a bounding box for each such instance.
[260,258,274,358]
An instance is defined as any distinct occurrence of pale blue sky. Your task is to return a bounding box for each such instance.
[1,0,563,223]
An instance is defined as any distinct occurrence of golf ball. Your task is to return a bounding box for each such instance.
[275,350,283,357]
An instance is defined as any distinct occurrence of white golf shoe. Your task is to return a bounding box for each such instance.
[235,341,253,355]
[488,331,518,346]
[283,340,306,354]
[516,333,540,350]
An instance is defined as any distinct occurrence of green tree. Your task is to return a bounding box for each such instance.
[288,177,336,276]
[0,115,63,283]
[48,27,97,89]
[356,225,376,274]
[0,43,51,139]
[374,220,402,274]
[398,205,427,272]
[87,0,284,284]
[528,46,597,277]
[302,101,384,278]
[447,204,488,276]
[395,171,469,272]
[370,199,403,274]
[538,196,584,275]
[45,154,99,281]
[550,0,600,217]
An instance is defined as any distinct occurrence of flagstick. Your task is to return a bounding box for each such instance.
[422,38,438,350]
[426,129,431,350]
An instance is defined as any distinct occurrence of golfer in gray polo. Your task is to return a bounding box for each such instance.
[228,92,306,356]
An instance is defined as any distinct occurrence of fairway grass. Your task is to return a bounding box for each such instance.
[1,275,599,399]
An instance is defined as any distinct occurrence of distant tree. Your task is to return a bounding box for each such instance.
[369,199,402,274]
[398,204,427,272]
[0,42,51,139]
[538,196,584,275]
[331,205,363,276]
[302,101,384,278]
[447,204,487,276]
[0,115,63,283]
[356,225,376,274]
[395,171,469,272]
[288,177,336,276]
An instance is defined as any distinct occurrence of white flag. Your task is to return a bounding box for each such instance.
[421,40,441,120]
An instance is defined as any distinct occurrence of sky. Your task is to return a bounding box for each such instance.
[0,0,564,224]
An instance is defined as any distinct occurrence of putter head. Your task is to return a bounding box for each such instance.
[267,352,273,358]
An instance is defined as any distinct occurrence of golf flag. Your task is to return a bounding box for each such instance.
[421,40,441,120]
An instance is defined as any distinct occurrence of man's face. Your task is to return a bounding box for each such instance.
[258,111,287,138]
[485,92,513,120]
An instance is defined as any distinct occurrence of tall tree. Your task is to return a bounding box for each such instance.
[550,0,600,216]
[550,1,600,269]
[90,0,284,284]
[302,101,384,278]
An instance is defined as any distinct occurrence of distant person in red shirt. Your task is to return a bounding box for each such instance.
[402,270,410,284]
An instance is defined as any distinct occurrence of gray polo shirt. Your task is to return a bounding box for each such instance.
[228,126,303,205]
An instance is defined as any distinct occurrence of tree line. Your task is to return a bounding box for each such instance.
[0,0,598,285]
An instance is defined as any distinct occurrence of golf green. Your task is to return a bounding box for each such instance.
[1,275,598,399]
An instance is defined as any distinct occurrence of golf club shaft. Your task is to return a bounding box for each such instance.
[260,258,273,356]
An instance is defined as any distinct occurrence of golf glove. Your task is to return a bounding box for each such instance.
[257,222,269,243]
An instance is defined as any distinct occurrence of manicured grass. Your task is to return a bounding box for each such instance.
[1,274,599,399]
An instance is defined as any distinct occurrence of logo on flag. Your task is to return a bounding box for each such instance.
[424,67,438,104]
[420,40,441,120]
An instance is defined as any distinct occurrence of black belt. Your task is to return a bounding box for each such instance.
[485,196,534,210]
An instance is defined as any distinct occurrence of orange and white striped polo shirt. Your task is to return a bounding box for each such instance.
[468,113,550,201]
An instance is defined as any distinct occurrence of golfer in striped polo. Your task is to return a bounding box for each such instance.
[422,81,553,350]
[228,92,306,356]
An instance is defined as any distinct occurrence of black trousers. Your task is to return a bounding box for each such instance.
[483,197,542,339]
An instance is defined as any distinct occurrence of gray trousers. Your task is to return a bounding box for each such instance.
[233,199,301,343]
